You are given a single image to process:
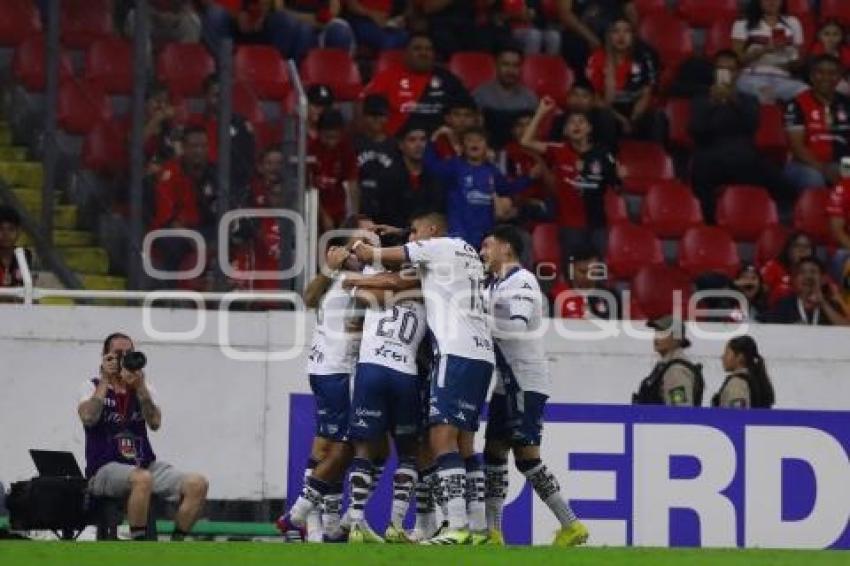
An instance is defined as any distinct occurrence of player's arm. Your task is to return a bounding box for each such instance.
[342,268,420,292]
[351,242,409,268]
[304,246,352,308]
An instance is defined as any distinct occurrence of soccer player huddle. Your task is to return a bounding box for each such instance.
[278,211,588,546]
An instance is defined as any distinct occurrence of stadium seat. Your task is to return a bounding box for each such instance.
[300,48,362,101]
[786,0,810,16]
[606,223,664,280]
[234,45,291,100]
[449,51,496,92]
[638,12,694,69]
[57,79,111,135]
[12,34,75,92]
[797,12,817,51]
[630,264,693,320]
[532,223,562,276]
[521,54,574,105]
[716,185,780,242]
[375,49,405,74]
[640,181,703,239]
[618,141,675,194]
[821,0,850,26]
[679,226,741,278]
[0,0,41,47]
[633,0,669,16]
[82,119,128,177]
[231,81,265,124]
[755,104,788,163]
[84,37,133,95]
[755,224,792,267]
[665,98,692,148]
[604,189,629,226]
[677,0,738,28]
[793,188,836,245]
[704,18,735,57]
[157,43,216,97]
[60,0,113,49]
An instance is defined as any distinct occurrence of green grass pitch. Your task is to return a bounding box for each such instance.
[1,542,848,566]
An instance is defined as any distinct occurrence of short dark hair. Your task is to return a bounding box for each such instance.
[461,126,488,143]
[318,109,345,131]
[512,111,535,127]
[714,49,740,64]
[259,145,284,160]
[445,95,478,113]
[794,255,824,275]
[410,210,448,233]
[102,332,133,355]
[570,243,600,263]
[183,124,208,140]
[406,32,433,48]
[0,205,22,227]
[495,43,524,60]
[810,54,842,72]
[488,224,525,259]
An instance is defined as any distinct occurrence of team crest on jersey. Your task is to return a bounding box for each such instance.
[115,433,138,461]
[430,77,442,89]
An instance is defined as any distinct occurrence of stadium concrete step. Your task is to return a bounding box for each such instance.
[0,126,12,146]
[0,161,43,188]
[15,200,78,229]
[0,146,27,161]
[19,229,94,248]
[81,274,127,290]
[60,247,109,275]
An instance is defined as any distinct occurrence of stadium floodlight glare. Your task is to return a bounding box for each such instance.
[142,229,207,281]
[142,291,207,342]
[218,209,306,280]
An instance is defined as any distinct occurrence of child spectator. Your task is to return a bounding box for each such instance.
[549,245,619,319]
[309,109,359,232]
[431,95,479,158]
[0,206,34,294]
[344,0,408,51]
[547,80,619,151]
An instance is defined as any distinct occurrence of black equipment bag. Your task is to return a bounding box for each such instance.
[7,477,88,532]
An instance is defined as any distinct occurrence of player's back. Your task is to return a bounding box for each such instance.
[307,278,361,376]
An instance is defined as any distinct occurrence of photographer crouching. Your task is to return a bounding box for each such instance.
[77,333,208,541]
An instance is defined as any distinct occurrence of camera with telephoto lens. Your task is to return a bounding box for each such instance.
[118,351,147,371]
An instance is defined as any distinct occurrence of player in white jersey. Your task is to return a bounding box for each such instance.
[479,225,588,548]
[344,267,429,543]
[349,211,495,545]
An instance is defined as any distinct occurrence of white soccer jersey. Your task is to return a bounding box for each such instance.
[358,286,428,375]
[306,277,361,376]
[489,266,549,394]
[403,237,494,363]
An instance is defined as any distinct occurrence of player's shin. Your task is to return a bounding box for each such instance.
[347,457,374,523]
[484,453,509,533]
[321,482,344,539]
[290,476,329,525]
[412,465,438,538]
[465,454,487,533]
[517,458,578,527]
[304,457,323,541]
[436,452,469,531]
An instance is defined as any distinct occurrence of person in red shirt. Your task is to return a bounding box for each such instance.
[549,245,619,320]
[759,231,815,307]
[306,83,335,143]
[501,112,553,229]
[309,109,359,232]
[344,0,408,51]
[810,20,850,69]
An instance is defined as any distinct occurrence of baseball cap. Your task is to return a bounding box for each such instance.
[318,108,346,131]
[647,316,691,348]
[363,94,390,117]
[307,84,334,107]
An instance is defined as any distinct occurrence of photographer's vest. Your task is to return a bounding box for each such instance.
[83,378,156,478]
[633,359,705,406]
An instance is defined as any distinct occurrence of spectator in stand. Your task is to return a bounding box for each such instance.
[502,0,561,55]
[474,45,539,149]
[126,0,201,48]
[344,0,408,51]
[690,50,794,222]
[0,206,34,296]
[361,32,470,136]
[555,0,638,77]
[713,335,775,409]
[309,109,359,232]
[306,84,335,143]
[355,94,399,220]
[522,96,621,256]
[760,231,814,307]
[412,0,510,57]
[548,80,620,152]
[586,16,664,142]
[431,95,479,158]
[501,112,555,228]
[424,126,539,247]
[810,20,850,96]
[784,55,850,191]
[732,0,807,103]
[731,264,770,322]
[550,245,619,319]
[761,256,849,325]
[828,161,850,280]
[143,82,182,178]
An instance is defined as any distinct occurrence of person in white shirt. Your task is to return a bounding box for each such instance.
[479,225,589,548]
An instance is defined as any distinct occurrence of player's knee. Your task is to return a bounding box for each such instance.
[129,469,153,491]
[183,474,209,499]
[514,458,542,474]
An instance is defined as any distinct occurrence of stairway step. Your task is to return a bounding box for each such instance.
[12,187,63,209]
[81,274,127,290]
[38,297,76,306]
[0,129,11,146]
[0,146,27,161]
[0,161,43,188]
[20,229,94,248]
[53,205,78,229]
[60,247,109,275]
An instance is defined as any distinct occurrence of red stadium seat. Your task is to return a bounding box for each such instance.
[57,79,112,135]
[793,188,836,245]
[84,37,133,95]
[82,119,128,176]
[797,12,817,52]
[606,223,664,280]
[677,0,738,28]
[231,81,265,124]
[640,181,703,238]
[716,185,780,242]
[60,0,113,49]
[755,224,792,267]
[821,0,850,26]
[532,223,562,276]
[235,45,291,99]
[521,54,574,105]
[375,49,405,74]
[449,51,496,92]
[618,141,675,195]
[12,34,74,92]
[604,189,629,226]
[787,0,810,16]
[639,12,694,69]
[755,104,788,163]
[0,0,41,46]
[679,226,741,278]
[634,0,669,16]
[704,18,735,57]
[665,98,692,148]
[629,264,693,320]
[157,43,216,97]
[300,48,362,101]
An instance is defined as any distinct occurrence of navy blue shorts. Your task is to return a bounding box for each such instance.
[485,390,548,446]
[429,354,494,432]
[309,373,351,442]
[349,363,422,441]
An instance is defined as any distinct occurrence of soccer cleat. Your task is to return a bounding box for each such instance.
[348,521,386,544]
[421,528,471,545]
[485,530,505,545]
[323,530,349,543]
[384,524,413,543]
[470,531,491,545]
[552,521,589,547]
[275,514,305,543]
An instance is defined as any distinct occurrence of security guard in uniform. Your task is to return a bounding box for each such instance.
[633,316,704,407]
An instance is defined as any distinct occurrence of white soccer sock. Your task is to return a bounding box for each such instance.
[521,460,577,528]
[436,453,468,531]
[391,460,418,529]
[484,458,509,532]
[465,456,486,533]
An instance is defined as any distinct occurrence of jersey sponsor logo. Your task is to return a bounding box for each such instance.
[454,411,466,422]
[355,407,383,418]
[473,335,493,351]
[352,418,369,428]
[373,345,409,364]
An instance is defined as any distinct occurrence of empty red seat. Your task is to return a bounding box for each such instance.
[639,12,694,69]
[235,45,291,99]
[606,223,664,280]
[793,188,836,245]
[0,0,41,46]
[521,54,574,105]
[821,0,850,26]
[665,98,692,148]
[716,185,779,242]
[82,119,128,176]
[449,51,496,92]
[605,189,629,226]
[58,79,111,135]
[300,48,362,101]
[12,34,74,92]
[618,141,675,194]
[84,37,133,95]
[231,81,265,124]
[60,0,113,49]
[755,104,788,163]
[679,226,741,278]
[640,181,703,238]
[755,224,792,267]
[677,0,738,28]
[634,0,669,16]
[704,18,735,57]
[786,0,810,16]
[375,49,405,74]
[532,223,562,276]
[157,43,216,97]
[630,264,693,320]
